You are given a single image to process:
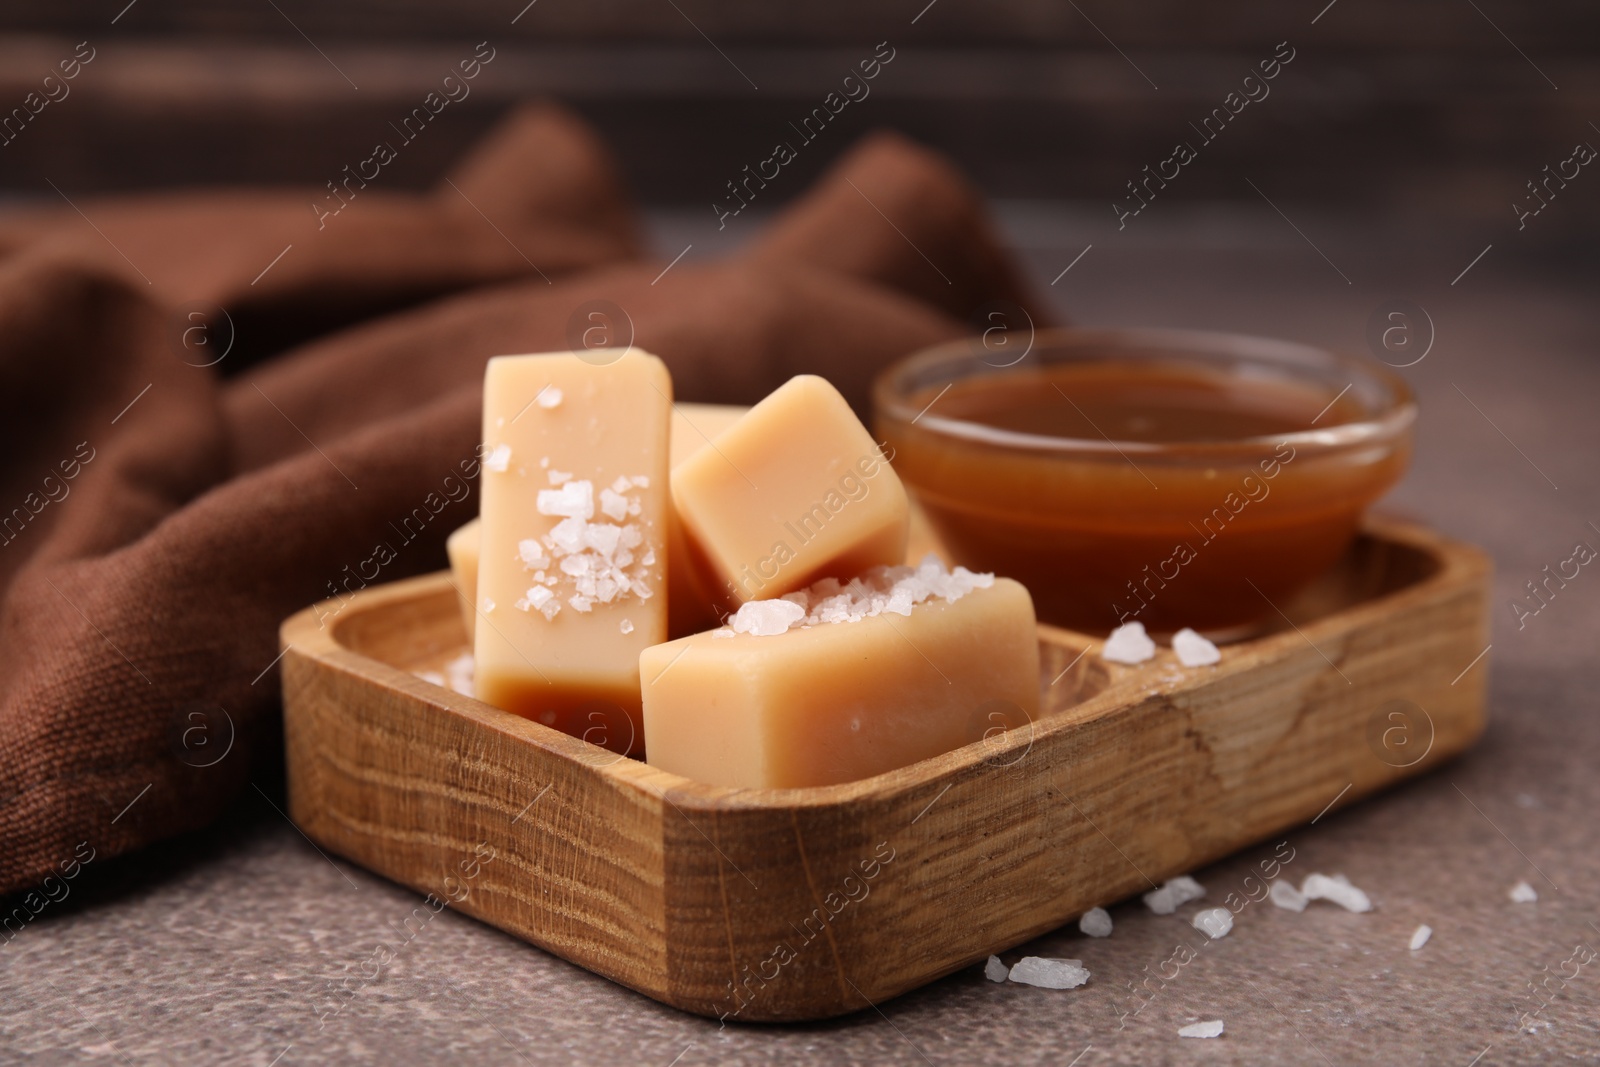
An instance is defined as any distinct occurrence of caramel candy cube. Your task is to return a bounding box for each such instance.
[671,375,910,610]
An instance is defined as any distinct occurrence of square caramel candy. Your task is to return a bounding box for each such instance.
[670,375,909,611]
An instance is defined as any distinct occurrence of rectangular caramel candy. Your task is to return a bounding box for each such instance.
[446,403,745,644]
[474,350,671,753]
[670,376,909,611]
[640,560,1040,788]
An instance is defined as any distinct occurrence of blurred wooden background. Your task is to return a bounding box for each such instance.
[0,0,1596,229]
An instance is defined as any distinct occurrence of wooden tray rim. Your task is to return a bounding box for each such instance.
[280,514,1488,814]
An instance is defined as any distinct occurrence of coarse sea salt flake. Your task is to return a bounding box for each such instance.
[1510,880,1538,903]
[720,558,997,637]
[517,538,545,565]
[1179,1020,1224,1039]
[550,517,586,554]
[480,597,495,613]
[1302,873,1372,913]
[537,480,592,519]
[484,444,511,473]
[1173,627,1221,667]
[547,469,572,486]
[599,488,630,521]
[984,955,1009,983]
[1410,924,1432,950]
[954,565,993,591]
[536,386,562,409]
[1269,879,1309,912]
[523,586,559,619]
[569,595,593,613]
[1193,907,1233,939]
[1007,957,1089,990]
[620,619,633,634]
[1079,906,1113,938]
[1103,621,1156,665]
[1143,875,1206,915]
[730,599,807,636]
[584,523,623,557]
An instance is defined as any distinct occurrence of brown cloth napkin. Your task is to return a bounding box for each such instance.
[0,104,1052,895]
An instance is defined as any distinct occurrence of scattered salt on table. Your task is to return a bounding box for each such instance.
[1509,880,1538,903]
[1007,957,1089,990]
[984,955,1009,982]
[1192,907,1233,939]
[1102,621,1156,665]
[1409,924,1432,950]
[1078,906,1113,938]
[1143,875,1206,915]
[1301,872,1372,913]
[1172,627,1221,667]
[1178,1020,1224,1039]
[1269,878,1308,912]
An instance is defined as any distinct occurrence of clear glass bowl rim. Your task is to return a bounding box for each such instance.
[873,326,1417,462]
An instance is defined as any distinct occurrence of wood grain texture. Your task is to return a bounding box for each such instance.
[282,515,1489,1021]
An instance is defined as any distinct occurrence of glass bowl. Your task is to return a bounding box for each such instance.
[873,327,1416,634]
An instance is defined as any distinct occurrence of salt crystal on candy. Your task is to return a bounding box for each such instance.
[537,480,593,519]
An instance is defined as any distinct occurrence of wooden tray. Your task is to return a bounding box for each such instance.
[280,516,1490,1022]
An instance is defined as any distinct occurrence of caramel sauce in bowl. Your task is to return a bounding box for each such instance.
[874,328,1416,634]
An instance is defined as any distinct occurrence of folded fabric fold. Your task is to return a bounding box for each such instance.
[747,129,1056,328]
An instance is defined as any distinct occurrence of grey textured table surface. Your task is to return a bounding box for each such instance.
[3,206,1597,1066]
